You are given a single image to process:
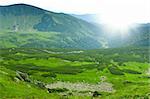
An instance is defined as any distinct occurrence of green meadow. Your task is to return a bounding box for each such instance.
[0,47,149,98]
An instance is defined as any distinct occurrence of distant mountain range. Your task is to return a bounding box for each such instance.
[0,4,149,49]
[71,14,99,24]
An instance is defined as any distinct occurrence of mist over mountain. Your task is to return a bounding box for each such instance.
[73,14,150,47]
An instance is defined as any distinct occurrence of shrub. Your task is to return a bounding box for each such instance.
[108,66,124,75]
[122,69,141,74]
[97,65,106,71]
[92,91,102,97]
[48,88,69,93]
[41,72,57,78]
[118,62,123,66]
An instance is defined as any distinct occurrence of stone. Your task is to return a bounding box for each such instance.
[16,71,31,82]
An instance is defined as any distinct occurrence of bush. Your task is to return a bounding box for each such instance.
[27,70,37,75]
[92,91,102,97]
[118,62,123,66]
[108,66,124,75]
[48,88,69,93]
[97,65,106,71]
[41,72,57,78]
[122,69,141,74]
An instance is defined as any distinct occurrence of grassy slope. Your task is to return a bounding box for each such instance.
[0,31,58,48]
[0,67,59,99]
[0,47,149,98]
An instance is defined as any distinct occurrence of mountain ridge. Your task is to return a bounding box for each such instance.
[0,4,103,49]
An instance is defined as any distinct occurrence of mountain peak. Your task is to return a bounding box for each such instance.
[0,3,39,8]
[0,3,48,16]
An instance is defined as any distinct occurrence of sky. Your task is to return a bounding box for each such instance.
[0,0,150,24]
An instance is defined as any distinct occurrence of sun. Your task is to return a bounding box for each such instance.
[98,14,131,29]
[96,14,132,36]
[103,19,131,35]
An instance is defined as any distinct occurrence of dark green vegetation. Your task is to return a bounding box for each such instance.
[0,47,149,98]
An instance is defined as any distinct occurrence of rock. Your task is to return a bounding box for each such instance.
[100,76,107,82]
[34,80,45,89]
[13,77,20,82]
[16,71,31,82]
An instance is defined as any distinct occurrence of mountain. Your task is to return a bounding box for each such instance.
[0,4,103,49]
[0,4,149,49]
[127,23,150,46]
[72,14,150,47]
[106,23,150,47]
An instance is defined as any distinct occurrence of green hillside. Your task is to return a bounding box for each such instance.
[0,4,102,49]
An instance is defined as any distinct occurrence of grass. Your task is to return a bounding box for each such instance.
[0,66,59,99]
[0,47,149,98]
[56,69,101,83]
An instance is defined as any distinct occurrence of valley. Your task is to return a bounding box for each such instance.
[0,3,150,99]
[0,47,149,98]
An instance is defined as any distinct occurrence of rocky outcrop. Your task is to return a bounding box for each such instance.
[16,71,31,82]
[34,80,46,89]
